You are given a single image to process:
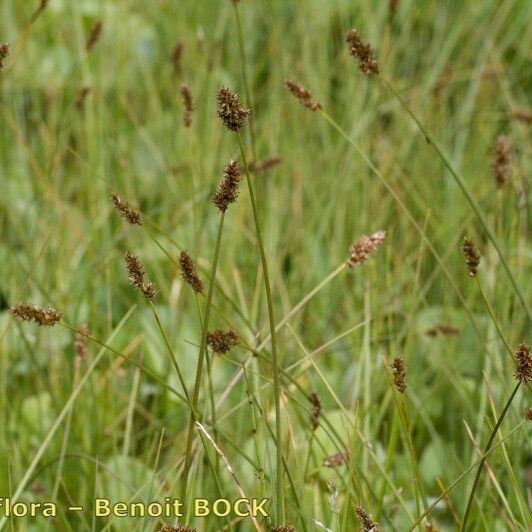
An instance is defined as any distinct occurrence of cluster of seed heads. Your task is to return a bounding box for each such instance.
[206,328,239,355]
[111,192,141,225]
[461,237,481,277]
[10,303,62,326]
[514,343,531,385]
[180,83,194,127]
[346,29,380,75]
[216,86,249,132]
[391,356,407,393]
[346,230,386,267]
[355,504,379,532]
[491,135,511,187]
[212,160,242,213]
[309,392,322,430]
[123,251,157,300]
[284,80,322,111]
[178,251,204,294]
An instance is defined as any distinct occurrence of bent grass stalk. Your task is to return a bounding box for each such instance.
[236,132,283,520]
[380,77,531,321]
[181,213,226,501]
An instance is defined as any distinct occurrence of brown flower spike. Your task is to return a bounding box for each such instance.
[206,328,239,355]
[391,356,407,393]
[462,237,480,277]
[212,160,242,213]
[284,80,322,111]
[514,343,531,385]
[86,21,103,52]
[309,392,322,430]
[179,251,204,294]
[10,304,62,326]
[180,83,194,127]
[75,324,89,361]
[346,230,386,267]
[491,135,511,187]
[170,41,184,74]
[216,86,249,132]
[111,192,141,225]
[249,155,282,174]
[124,252,157,300]
[346,29,380,75]
[0,43,9,71]
[355,504,379,531]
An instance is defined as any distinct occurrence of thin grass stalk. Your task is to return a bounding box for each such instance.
[380,77,530,321]
[236,132,283,520]
[460,382,521,530]
[181,213,226,501]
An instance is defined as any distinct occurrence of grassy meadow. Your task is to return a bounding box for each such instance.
[0,0,531,530]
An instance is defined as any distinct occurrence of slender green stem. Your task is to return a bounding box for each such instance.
[181,213,225,501]
[460,382,521,530]
[237,132,283,520]
[380,76,530,321]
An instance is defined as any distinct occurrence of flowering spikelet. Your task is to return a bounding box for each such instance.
[514,343,531,385]
[284,80,322,111]
[526,408,532,421]
[86,21,103,52]
[212,160,242,213]
[170,41,184,74]
[123,252,157,300]
[10,303,62,326]
[216,86,249,132]
[0,43,9,71]
[75,324,89,361]
[491,135,511,187]
[249,155,282,174]
[355,505,379,532]
[159,525,196,532]
[391,356,407,393]
[180,83,194,127]
[206,328,239,355]
[178,251,204,294]
[346,230,386,267]
[309,392,322,430]
[75,86,91,109]
[346,29,380,75]
[111,192,141,225]
[461,237,480,277]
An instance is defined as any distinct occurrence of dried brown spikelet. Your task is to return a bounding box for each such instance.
[159,525,196,532]
[391,356,407,393]
[309,392,322,430]
[461,237,480,277]
[437,323,460,336]
[124,251,157,300]
[111,192,141,225]
[206,328,239,355]
[0,43,9,71]
[86,21,103,52]
[75,86,91,109]
[346,230,386,267]
[178,251,204,294]
[171,41,184,74]
[491,135,511,187]
[526,408,532,421]
[514,343,531,385]
[212,160,242,212]
[249,155,282,174]
[216,86,249,132]
[355,504,379,531]
[10,303,62,327]
[284,80,322,111]
[346,29,380,75]
[512,108,532,125]
[180,84,194,127]
[75,324,89,361]
[271,526,295,532]
[322,450,349,467]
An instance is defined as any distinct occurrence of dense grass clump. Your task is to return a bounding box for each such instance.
[0,1,530,531]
